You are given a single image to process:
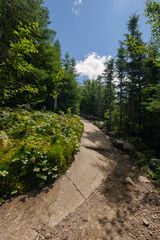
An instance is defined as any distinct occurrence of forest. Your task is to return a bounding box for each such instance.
[0,0,160,201]
[81,1,160,180]
[0,0,83,200]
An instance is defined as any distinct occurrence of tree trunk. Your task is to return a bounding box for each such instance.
[119,76,123,130]
[54,97,57,112]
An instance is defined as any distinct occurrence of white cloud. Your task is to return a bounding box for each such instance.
[72,0,84,15]
[75,52,112,80]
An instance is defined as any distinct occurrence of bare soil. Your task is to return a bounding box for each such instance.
[36,148,160,240]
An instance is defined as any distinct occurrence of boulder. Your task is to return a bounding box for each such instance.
[23,103,32,111]
[112,139,134,153]
[123,142,134,153]
[138,175,150,183]
[123,154,130,160]
[112,139,124,150]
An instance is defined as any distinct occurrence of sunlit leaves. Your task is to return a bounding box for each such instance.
[145,0,160,45]
[142,84,160,112]
[10,22,39,76]
[125,34,148,56]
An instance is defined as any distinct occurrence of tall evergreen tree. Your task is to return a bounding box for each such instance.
[58,53,81,114]
[124,14,146,136]
[116,41,128,131]
[103,59,115,130]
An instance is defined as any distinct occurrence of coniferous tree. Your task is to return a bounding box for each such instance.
[116,41,128,132]
[124,14,146,136]
[58,53,81,114]
[103,59,115,130]
[80,77,106,118]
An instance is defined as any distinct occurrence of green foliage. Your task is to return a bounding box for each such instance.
[10,22,38,76]
[134,151,147,166]
[0,1,81,113]
[148,158,160,180]
[0,21,39,105]
[104,107,119,132]
[0,108,83,200]
[80,8,160,182]
[145,0,160,45]
[81,78,106,118]
[134,148,160,181]
[125,34,148,56]
[142,84,160,112]
[58,53,81,114]
[103,59,115,130]
[0,0,82,204]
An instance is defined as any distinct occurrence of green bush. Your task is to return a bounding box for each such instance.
[134,151,147,166]
[0,108,83,200]
[148,158,160,181]
[134,148,160,182]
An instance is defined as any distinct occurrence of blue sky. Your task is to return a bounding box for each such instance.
[44,0,151,79]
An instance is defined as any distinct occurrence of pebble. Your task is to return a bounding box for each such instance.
[117,208,125,219]
[125,177,135,185]
[19,195,28,202]
[143,219,149,227]
[45,233,52,239]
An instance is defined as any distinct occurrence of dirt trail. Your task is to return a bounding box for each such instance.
[0,120,160,240]
[36,120,160,240]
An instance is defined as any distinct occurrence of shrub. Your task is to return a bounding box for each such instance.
[149,158,160,181]
[0,108,83,200]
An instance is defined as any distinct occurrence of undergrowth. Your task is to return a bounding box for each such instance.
[0,108,83,202]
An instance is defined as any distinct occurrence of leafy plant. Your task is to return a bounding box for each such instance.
[0,108,83,200]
